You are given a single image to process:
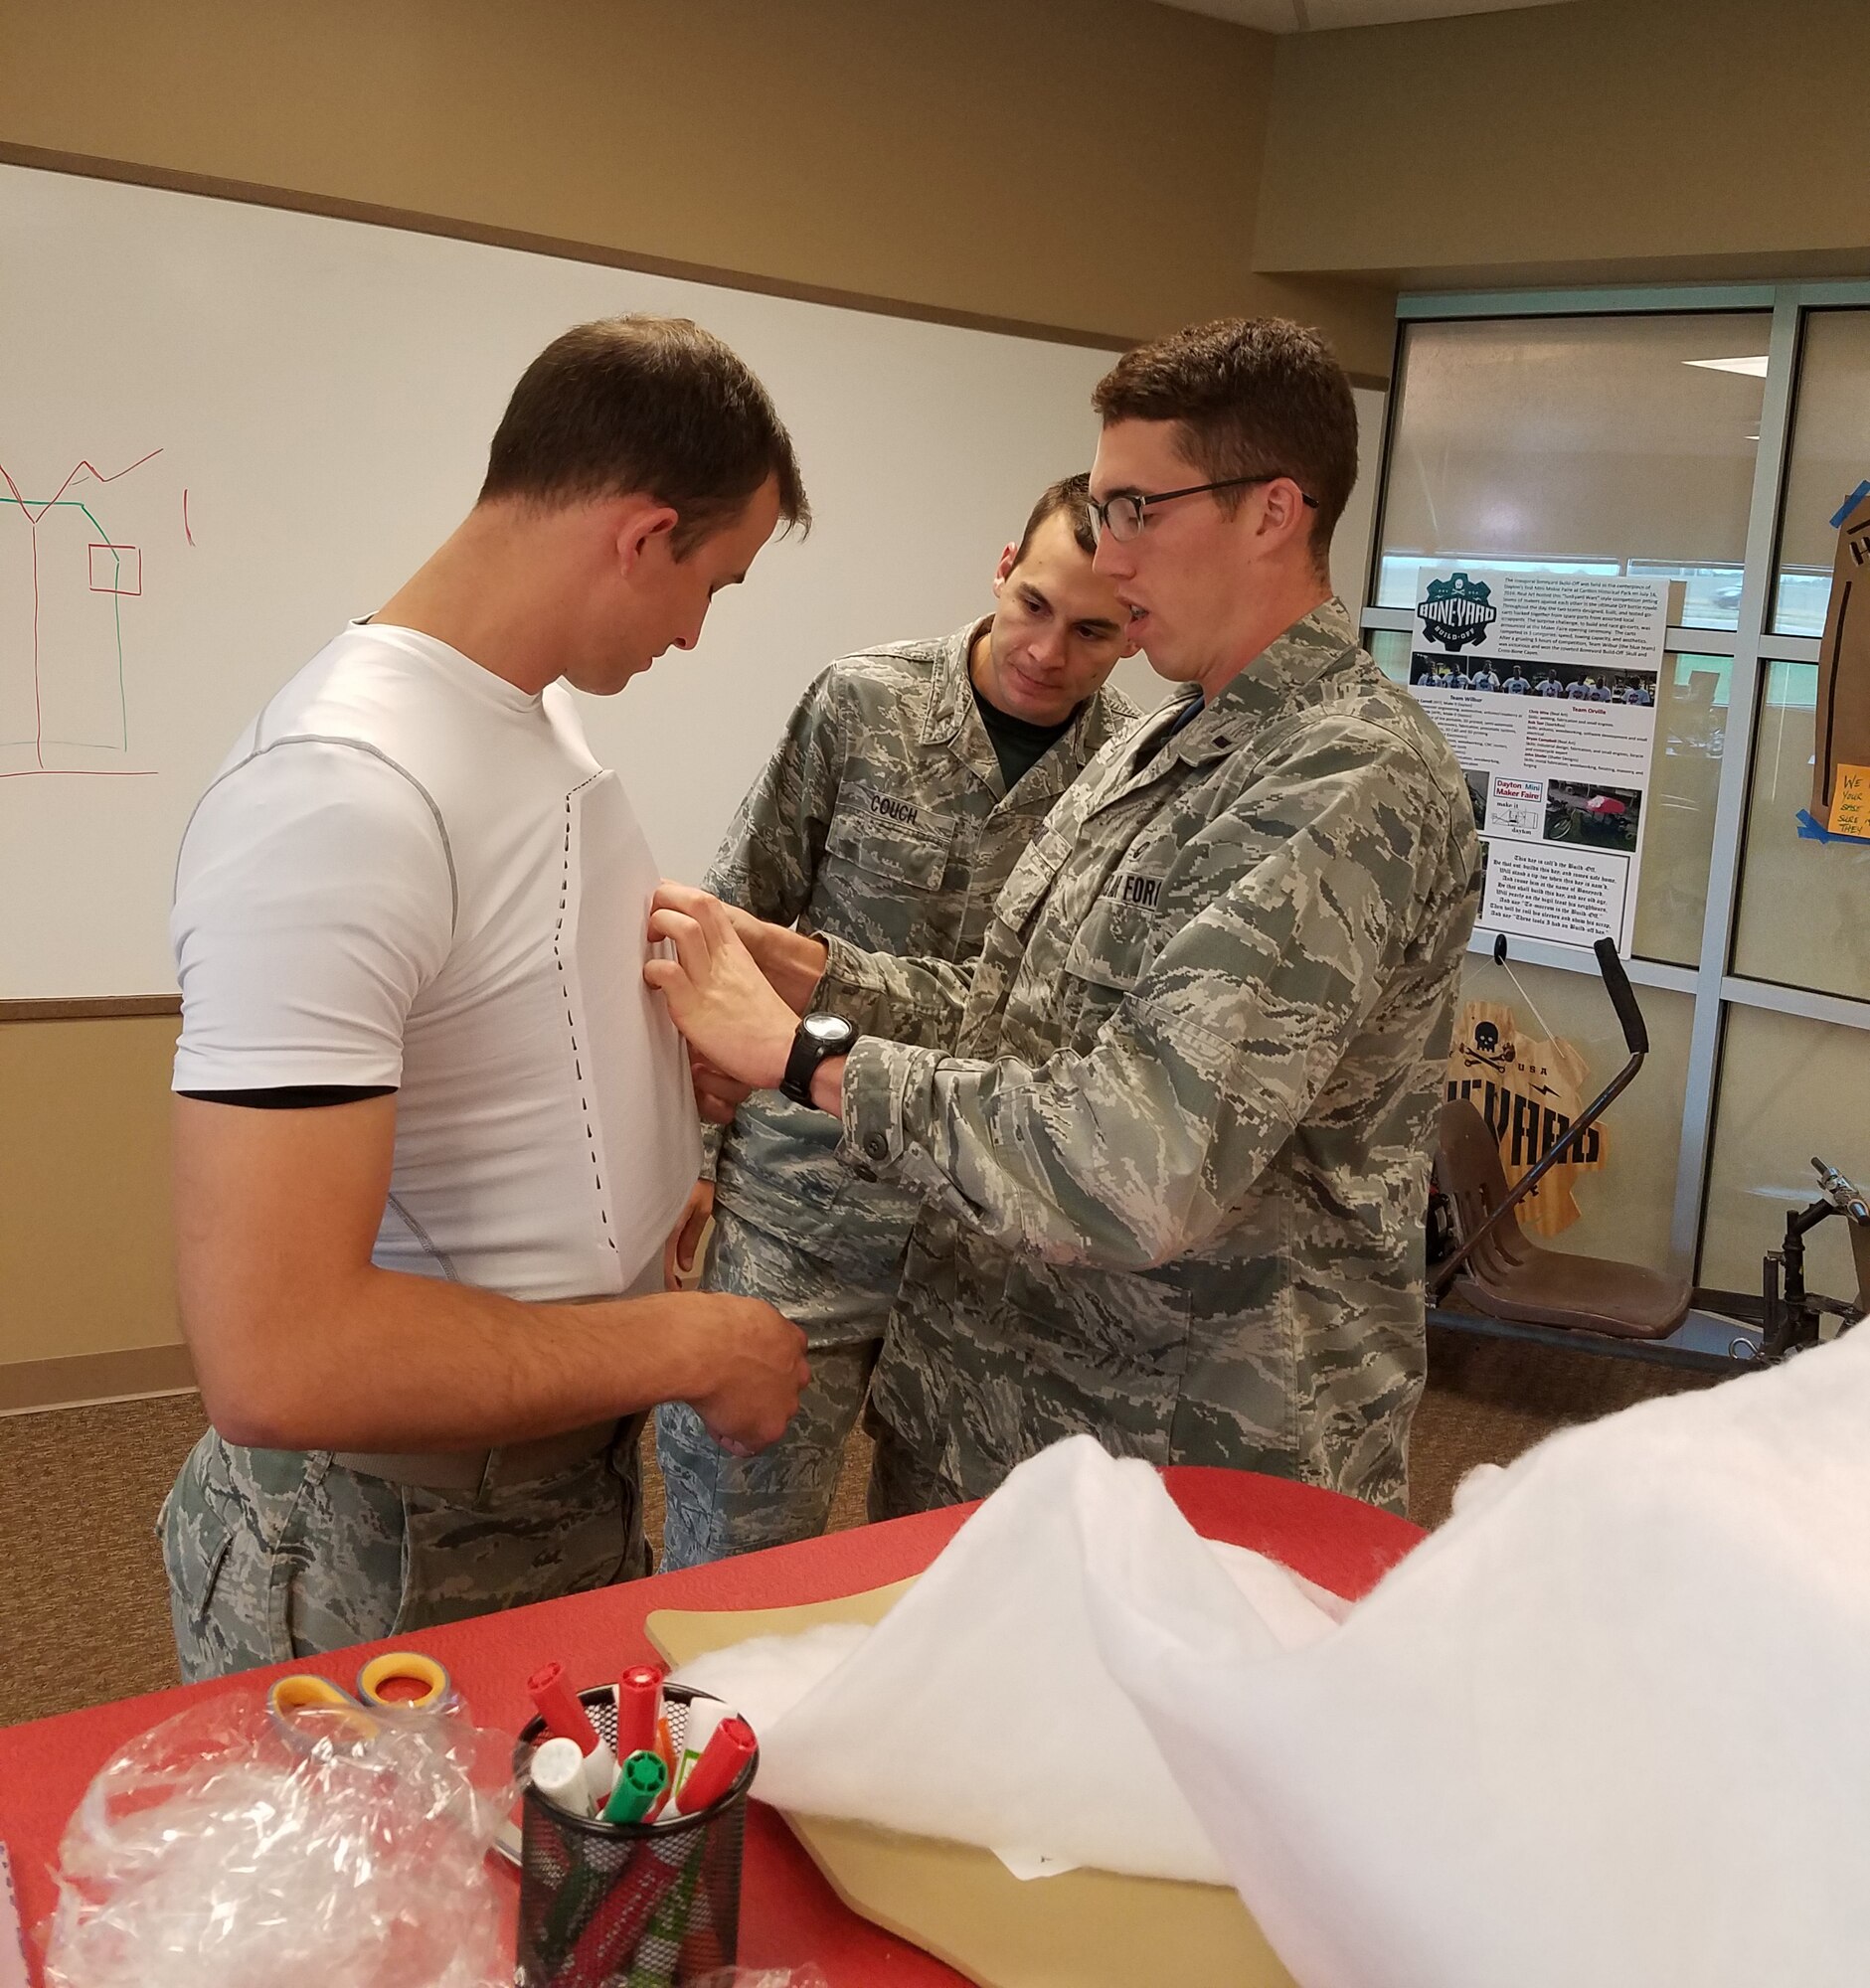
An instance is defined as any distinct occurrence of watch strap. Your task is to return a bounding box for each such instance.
[779,1016,855,1106]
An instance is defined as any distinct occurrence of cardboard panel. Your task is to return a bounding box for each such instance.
[1813,492,1870,836]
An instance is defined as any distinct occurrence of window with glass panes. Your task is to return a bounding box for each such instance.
[1362,288,1870,1294]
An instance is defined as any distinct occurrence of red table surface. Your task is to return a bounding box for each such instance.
[0,1465,1420,1984]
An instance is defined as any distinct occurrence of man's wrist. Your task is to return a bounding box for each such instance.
[808,1055,846,1116]
[599,1288,713,1405]
[772,929,830,1014]
[760,1017,796,1091]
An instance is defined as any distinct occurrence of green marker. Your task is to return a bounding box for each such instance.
[601,1748,669,1825]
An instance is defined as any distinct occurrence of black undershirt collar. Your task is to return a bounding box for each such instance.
[972,679,1081,791]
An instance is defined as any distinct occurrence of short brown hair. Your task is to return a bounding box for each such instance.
[1011,473,1097,567]
[1092,318,1355,575]
[480,314,809,554]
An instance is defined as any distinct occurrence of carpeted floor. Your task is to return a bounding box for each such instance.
[1406,1323,1716,1529]
[0,1328,1713,1729]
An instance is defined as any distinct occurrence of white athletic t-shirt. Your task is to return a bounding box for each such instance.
[171,621,700,1300]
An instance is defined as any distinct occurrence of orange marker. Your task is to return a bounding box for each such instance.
[647,1714,676,1818]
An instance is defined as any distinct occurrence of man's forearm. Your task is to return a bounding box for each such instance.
[174,1088,802,1456]
[812,930,969,1048]
[734,914,828,1014]
[193,1267,713,1453]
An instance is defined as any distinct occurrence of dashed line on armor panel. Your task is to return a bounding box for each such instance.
[555,779,617,1250]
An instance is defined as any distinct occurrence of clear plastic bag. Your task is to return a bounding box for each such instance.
[43,1694,518,1988]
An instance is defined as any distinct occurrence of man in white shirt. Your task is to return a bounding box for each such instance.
[161,316,811,1680]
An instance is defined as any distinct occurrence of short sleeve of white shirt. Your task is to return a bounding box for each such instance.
[171,740,454,1091]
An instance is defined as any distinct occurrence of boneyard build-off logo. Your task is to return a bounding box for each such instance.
[1418,572,1498,653]
[1446,1000,1607,1236]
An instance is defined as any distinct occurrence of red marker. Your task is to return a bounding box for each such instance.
[528,1661,600,1756]
[616,1662,665,1758]
[673,1715,757,1815]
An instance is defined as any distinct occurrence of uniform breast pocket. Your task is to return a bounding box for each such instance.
[1062,896,1154,995]
[990,827,1074,937]
[822,810,950,891]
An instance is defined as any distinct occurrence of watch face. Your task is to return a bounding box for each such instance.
[803,1014,853,1048]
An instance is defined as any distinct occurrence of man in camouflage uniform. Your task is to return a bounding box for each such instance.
[645,318,1482,1518]
[655,477,1139,1566]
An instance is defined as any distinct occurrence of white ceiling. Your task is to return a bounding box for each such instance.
[1159,0,1571,31]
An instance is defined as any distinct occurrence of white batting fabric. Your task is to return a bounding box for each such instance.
[673,1438,1336,1884]
[682,1330,1870,1983]
[1086,1325,1870,1988]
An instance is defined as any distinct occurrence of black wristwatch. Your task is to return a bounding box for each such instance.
[779,1013,859,1106]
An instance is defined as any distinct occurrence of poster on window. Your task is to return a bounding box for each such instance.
[1406,567,1667,952]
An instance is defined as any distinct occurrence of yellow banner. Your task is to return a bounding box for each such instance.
[1445,1000,1606,1237]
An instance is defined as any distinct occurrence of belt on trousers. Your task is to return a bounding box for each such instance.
[333,1417,625,1495]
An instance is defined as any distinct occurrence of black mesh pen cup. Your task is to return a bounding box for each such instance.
[514,1683,756,1988]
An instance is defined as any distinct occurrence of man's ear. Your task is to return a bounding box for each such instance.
[613,498,681,574]
[990,541,1020,596]
[1256,477,1311,553]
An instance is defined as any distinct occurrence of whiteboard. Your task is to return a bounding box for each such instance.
[0,165,1123,998]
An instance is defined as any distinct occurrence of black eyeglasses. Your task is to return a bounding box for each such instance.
[1087,475,1319,545]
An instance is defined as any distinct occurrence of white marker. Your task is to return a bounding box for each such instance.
[582,1737,619,1806]
[672,1698,733,1803]
[533,1735,595,1818]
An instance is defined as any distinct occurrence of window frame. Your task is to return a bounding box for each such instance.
[1363,282,1870,1281]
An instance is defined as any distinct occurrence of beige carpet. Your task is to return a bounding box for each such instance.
[1407,1325,1715,1529]
[0,1393,205,1726]
[0,1332,1712,1729]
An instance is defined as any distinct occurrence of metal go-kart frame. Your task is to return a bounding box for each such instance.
[1426,935,1868,1374]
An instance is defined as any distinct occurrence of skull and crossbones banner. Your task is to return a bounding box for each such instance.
[1446,998,1606,1237]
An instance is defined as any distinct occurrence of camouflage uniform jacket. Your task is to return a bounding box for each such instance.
[705,620,1138,1265]
[816,599,1482,1512]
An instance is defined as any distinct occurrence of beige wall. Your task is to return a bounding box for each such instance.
[0,1018,182,1378]
[1257,0,1870,289]
[0,0,1393,372]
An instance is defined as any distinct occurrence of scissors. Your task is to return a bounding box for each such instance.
[268,1649,456,1740]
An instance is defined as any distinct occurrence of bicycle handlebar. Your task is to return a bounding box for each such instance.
[1813,1157,1870,1225]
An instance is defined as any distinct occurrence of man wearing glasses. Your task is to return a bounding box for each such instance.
[655,476,1138,1567]
[647,318,1480,1519]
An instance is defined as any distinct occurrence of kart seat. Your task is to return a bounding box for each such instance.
[1434,1099,1692,1340]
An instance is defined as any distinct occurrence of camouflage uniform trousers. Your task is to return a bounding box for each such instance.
[159,1418,649,1683]
[863,1412,971,1526]
[655,1203,902,1570]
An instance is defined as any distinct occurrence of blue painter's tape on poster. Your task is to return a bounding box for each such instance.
[1828,480,1870,530]
[1795,808,1870,846]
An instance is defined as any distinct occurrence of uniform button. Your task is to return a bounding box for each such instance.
[865,1135,890,1162]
